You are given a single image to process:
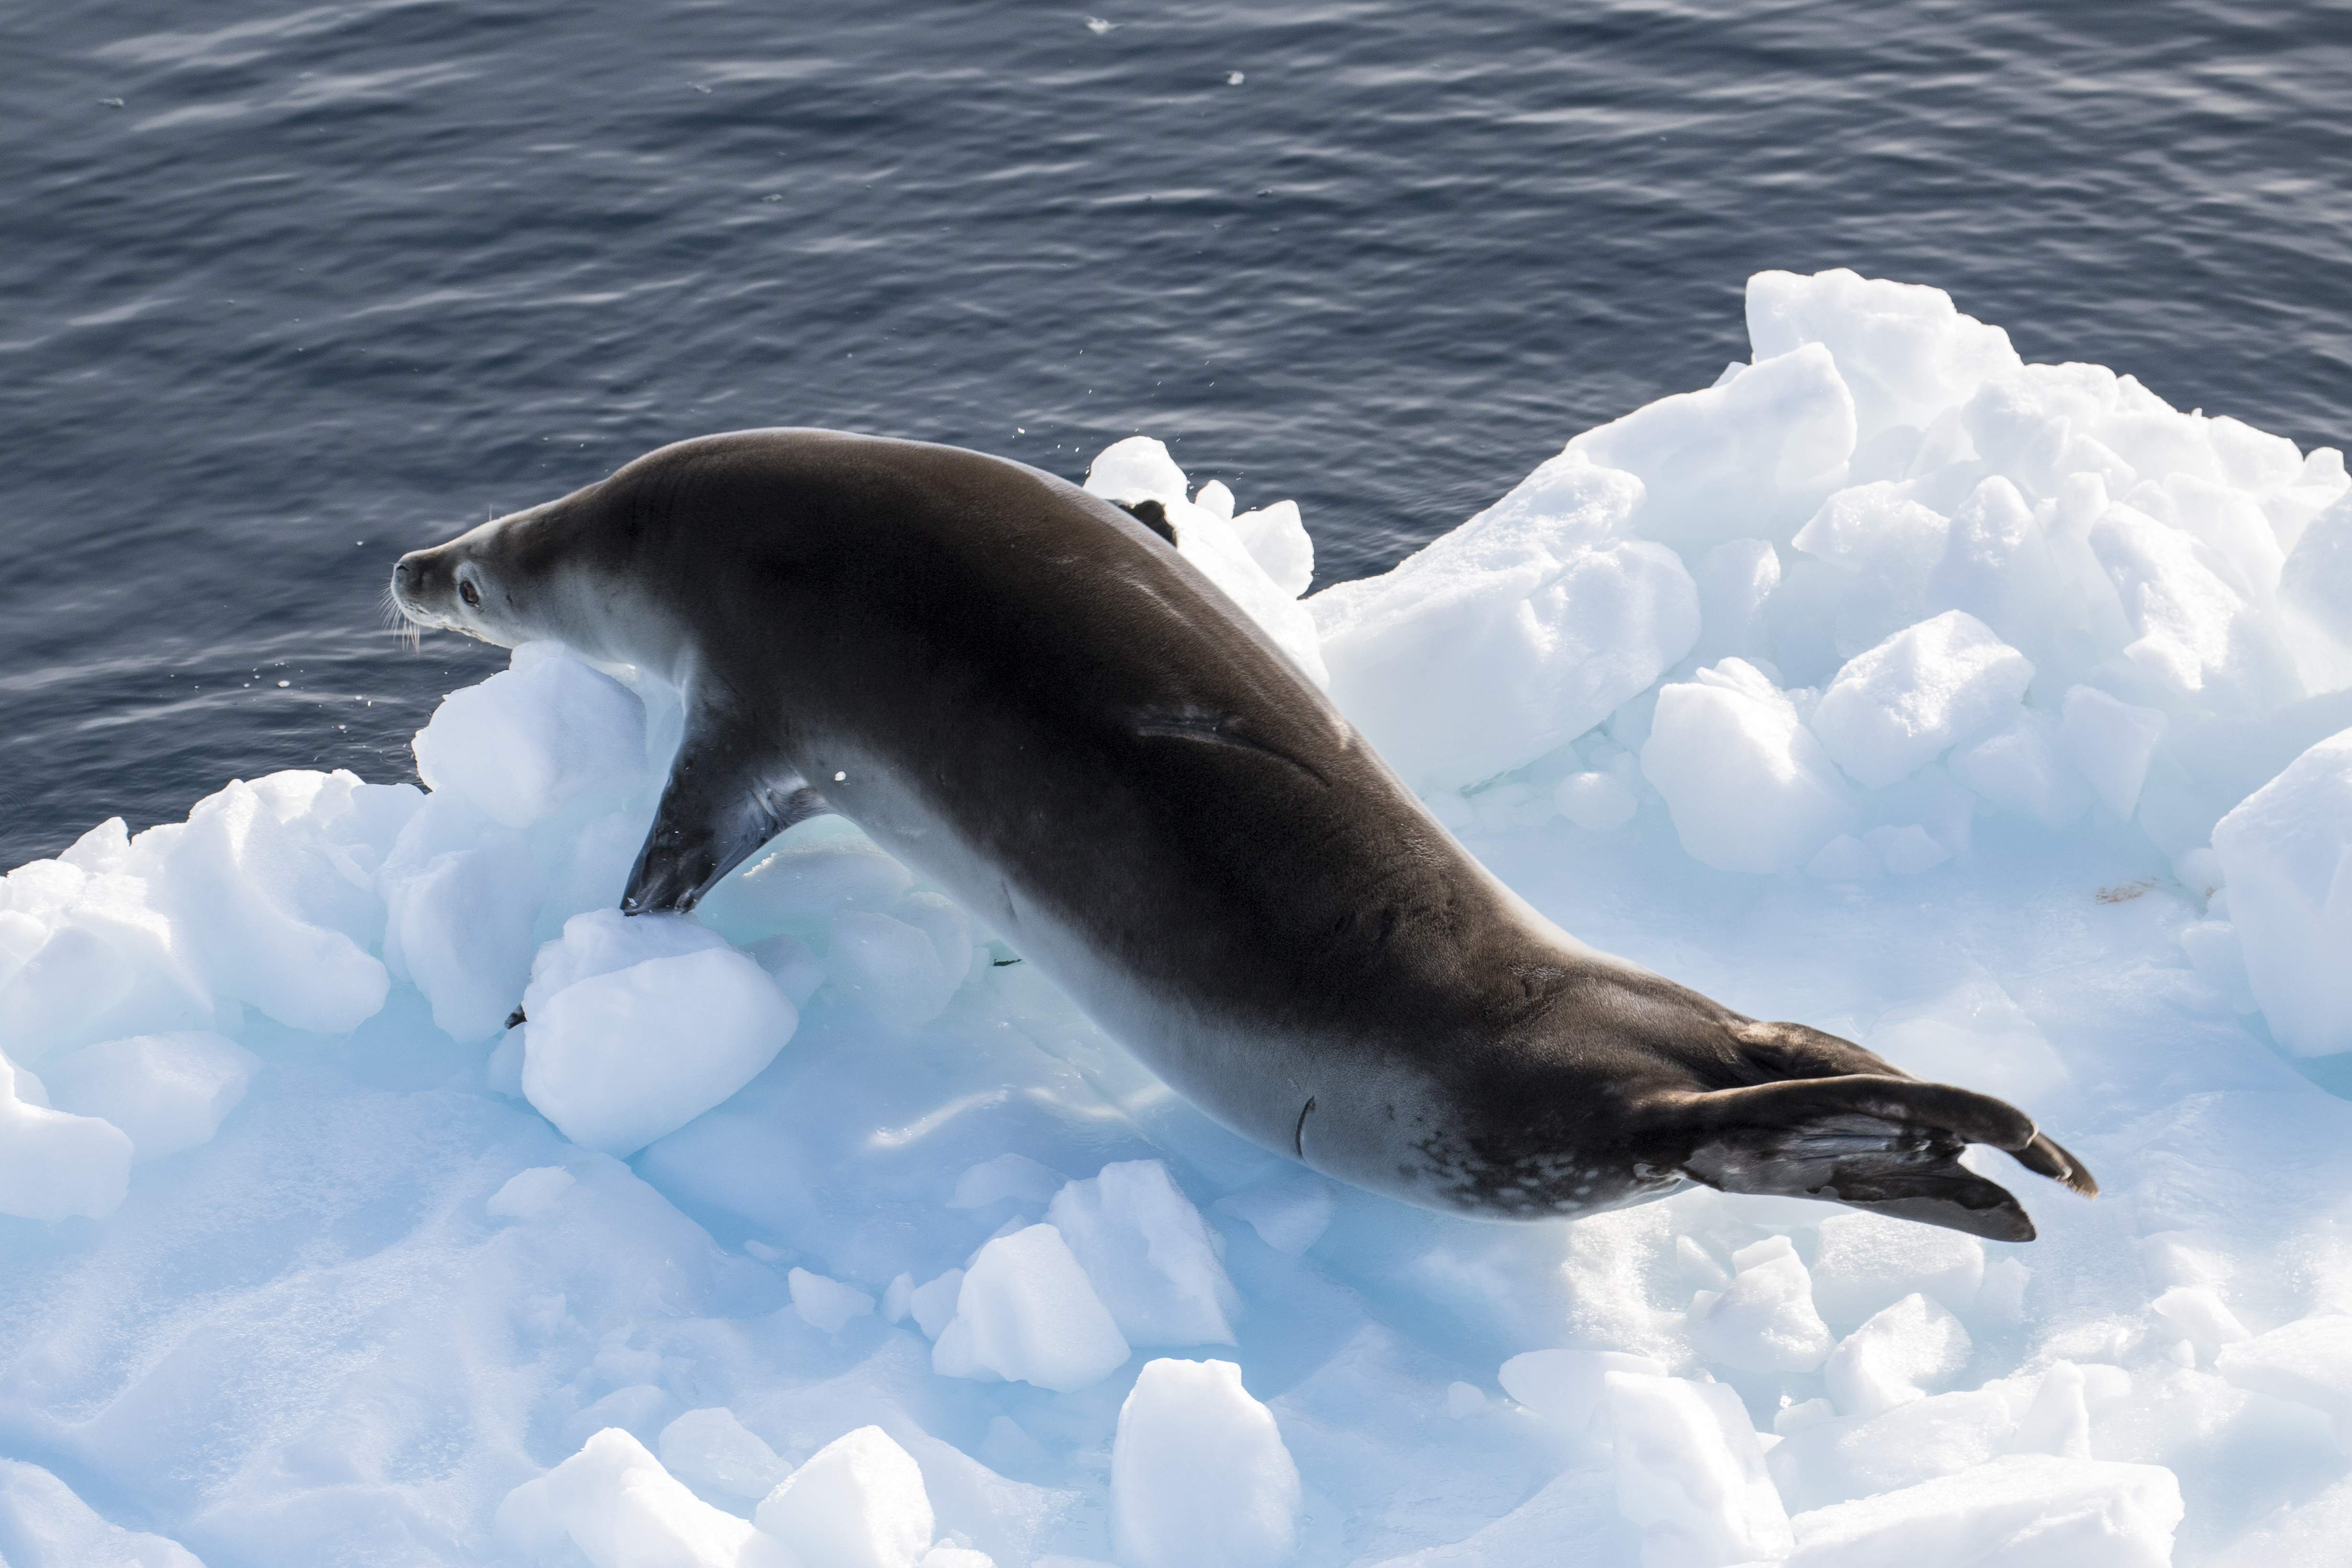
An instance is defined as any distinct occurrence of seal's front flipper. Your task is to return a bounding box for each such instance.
[623,720,832,914]
[1669,1074,2092,1241]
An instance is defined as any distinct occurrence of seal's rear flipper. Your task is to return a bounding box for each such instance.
[1672,1075,2095,1241]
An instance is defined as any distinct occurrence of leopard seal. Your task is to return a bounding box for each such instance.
[390,428,2096,1239]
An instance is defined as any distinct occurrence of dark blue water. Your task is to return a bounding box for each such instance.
[3,0,2347,867]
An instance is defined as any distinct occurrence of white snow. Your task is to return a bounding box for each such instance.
[4,268,2351,1566]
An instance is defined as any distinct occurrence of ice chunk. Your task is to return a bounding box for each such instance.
[1927,477,2075,671]
[1826,1293,1973,1418]
[2281,490,2352,645]
[1781,1453,2181,1568]
[659,1407,790,1503]
[1643,658,1856,872]
[1498,1348,1666,1432]
[0,1458,204,1568]
[896,892,975,992]
[1445,1381,1486,1418]
[520,910,797,1154]
[380,813,544,1042]
[1866,822,1949,874]
[2210,727,2352,1054]
[1689,537,1783,665]
[1554,769,1638,830]
[1769,1385,2030,1512]
[790,1268,877,1333]
[1212,1176,1336,1256]
[1314,466,1697,791]
[1810,1211,1985,1332]
[2148,1285,2250,1364]
[1688,1234,1835,1372]
[1746,269,2022,441]
[1112,1359,1301,1568]
[0,1051,133,1222]
[1605,1370,1793,1566]
[1084,438,1328,685]
[486,1165,576,1220]
[2090,502,2300,710]
[37,1030,258,1162]
[1229,498,1314,598]
[949,1153,1065,1210]
[745,933,826,1008]
[829,910,957,1030]
[1949,708,2092,829]
[1796,484,1954,658]
[2215,1314,2352,1435]
[410,641,647,829]
[703,830,913,935]
[909,1270,964,1340]
[1566,340,1857,552]
[159,778,391,1035]
[1047,1160,1240,1346]
[2056,685,2167,819]
[1810,611,2033,788]
[932,1224,1130,1391]
[499,1427,793,1568]
[755,1425,934,1568]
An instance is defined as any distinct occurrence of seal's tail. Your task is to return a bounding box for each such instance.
[1667,1074,2096,1242]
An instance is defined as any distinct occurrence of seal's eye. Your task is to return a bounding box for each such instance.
[459,580,481,608]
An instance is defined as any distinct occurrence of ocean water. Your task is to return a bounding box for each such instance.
[1,0,2345,866]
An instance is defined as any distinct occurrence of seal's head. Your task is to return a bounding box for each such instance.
[391,510,546,648]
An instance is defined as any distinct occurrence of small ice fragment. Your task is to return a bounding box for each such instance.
[1048,1160,1240,1346]
[1497,1348,1666,1431]
[0,1053,132,1222]
[932,1225,1130,1391]
[410,645,646,828]
[829,910,956,1029]
[950,1153,1065,1209]
[1555,770,1637,830]
[910,1269,964,1339]
[1688,1234,1835,1372]
[1809,611,2034,790]
[746,932,826,1008]
[1644,657,1856,872]
[503,1428,790,1567]
[1780,1453,2182,1567]
[2215,1314,2352,1432]
[1605,1370,1793,1565]
[1775,1397,1836,1437]
[1865,822,1950,875]
[2056,685,2167,819]
[1445,1381,1487,1418]
[1807,833,1880,880]
[1084,15,1115,32]
[1212,1177,1335,1255]
[660,1407,791,1501]
[1226,70,1245,85]
[2210,728,2352,1055]
[37,1030,259,1162]
[791,1267,877,1333]
[520,909,796,1155]
[1811,1211,1984,1331]
[1826,1293,1973,1417]
[881,1271,914,1324]
[1113,1359,1300,1568]
[0,1459,203,1567]
[755,1425,934,1568]
[486,1165,575,1220]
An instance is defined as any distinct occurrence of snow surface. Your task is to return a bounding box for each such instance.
[4,268,2352,1566]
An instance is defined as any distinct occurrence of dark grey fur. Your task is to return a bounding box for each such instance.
[392,429,2096,1240]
